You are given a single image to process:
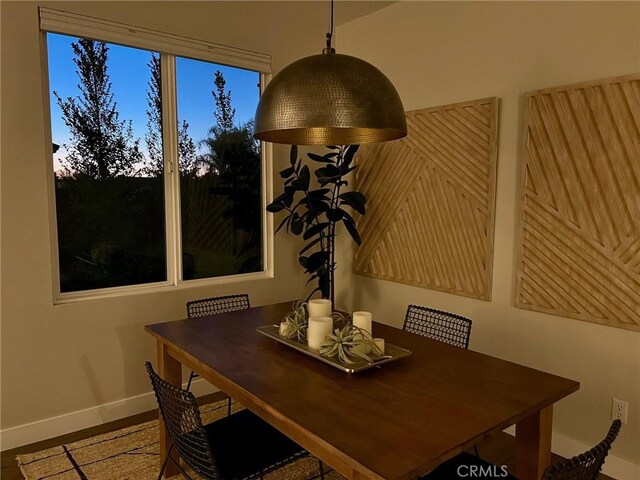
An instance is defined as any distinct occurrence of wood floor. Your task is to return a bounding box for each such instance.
[1,393,614,480]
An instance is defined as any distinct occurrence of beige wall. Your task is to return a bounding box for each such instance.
[338,1,640,467]
[0,1,390,433]
[2,0,638,471]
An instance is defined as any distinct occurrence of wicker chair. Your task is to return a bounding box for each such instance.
[146,361,312,480]
[542,419,622,480]
[185,294,250,415]
[187,294,251,319]
[404,304,476,456]
[419,420,622,480]
[403,304,472,349]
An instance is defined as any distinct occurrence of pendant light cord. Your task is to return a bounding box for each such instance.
[325,0,334,50]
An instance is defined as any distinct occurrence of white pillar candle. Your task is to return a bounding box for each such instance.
[352,311,372,335]
[307,316,333,350]
[374,338,385,354]
[308,299,332,317]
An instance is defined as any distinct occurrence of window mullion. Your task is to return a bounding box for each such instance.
[160,53,181,286]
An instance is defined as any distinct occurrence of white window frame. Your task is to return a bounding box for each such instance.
[40,7,274,304]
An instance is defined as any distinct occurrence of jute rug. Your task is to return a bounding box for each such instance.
[16,400,342,480]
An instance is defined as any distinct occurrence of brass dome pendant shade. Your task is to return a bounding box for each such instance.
[254,2,407,145]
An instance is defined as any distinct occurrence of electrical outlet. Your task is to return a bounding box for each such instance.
[611,398,628,424]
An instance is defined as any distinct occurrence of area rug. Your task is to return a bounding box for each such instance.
[16,400,341,480]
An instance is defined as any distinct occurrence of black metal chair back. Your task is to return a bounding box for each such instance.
[403,304,472,349]
[185,294,250,412]
[542,419,622,480]
[145,362,218,480]
[187,294,250,319]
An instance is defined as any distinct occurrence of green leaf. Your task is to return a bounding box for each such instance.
[344,144,360,165]
[339,164,358,176]
[299,164,310,190]
[290,145,298,166]
[339,208,357,226]
[315,164,341,179]
[339,191,366,215]
[306,197,331,212]
[279,166,295,178]
[266,201,285,213]
[343,218,362,245]
[290,212,304,235]
[307,152,335,163]
[327,209,343,222]
[303,222,329,240]
[307,251,330,273]
[308,188,331,197]
[281,187,295,207]
[300,236,322,255]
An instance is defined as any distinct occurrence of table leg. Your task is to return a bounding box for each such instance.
[157,340,182,478]
[515,405,553,480]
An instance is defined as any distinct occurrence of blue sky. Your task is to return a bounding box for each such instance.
[47,33,259,168]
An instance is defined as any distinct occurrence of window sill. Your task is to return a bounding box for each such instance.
[53,270,273,305]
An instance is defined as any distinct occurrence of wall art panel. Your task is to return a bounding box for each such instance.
[354,97,499,301]
[515,74,640,331]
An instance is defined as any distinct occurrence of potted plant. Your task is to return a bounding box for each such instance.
[267,145,366,306]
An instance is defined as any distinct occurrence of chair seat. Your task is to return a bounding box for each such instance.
[420,451,518,480]
[203,409,306,480]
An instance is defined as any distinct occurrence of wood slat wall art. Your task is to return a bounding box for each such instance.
[515,74,640,331]
[354,97,499,301]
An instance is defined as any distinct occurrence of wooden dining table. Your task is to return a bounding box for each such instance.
[145,301,579,480]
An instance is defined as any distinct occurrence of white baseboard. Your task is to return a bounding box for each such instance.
[0,379,218,452]
[503,426,639,480]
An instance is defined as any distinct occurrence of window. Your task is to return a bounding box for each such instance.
[176,57,262,280]
[41,8,271,300]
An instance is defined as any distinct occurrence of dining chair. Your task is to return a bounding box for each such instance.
[146,361,320,480]
[403,304,472,349]
[404,304,477,457]
[185,293,250,415]
[419,419,622,480]
[541,419,621,480]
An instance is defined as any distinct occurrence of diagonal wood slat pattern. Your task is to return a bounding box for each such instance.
[354,97,499,300]
[515,74,640,331]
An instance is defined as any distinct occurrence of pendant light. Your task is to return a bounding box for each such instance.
[254,0,407,145]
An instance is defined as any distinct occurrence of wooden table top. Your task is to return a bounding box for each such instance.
[146,302,579,480]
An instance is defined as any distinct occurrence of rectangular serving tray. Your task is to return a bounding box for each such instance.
[256,324,412,373]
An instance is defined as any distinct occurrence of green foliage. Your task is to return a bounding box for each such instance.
[212,70,236,133]
[267,145,366,300]
[54,39,142,180]
[197,71,262,267]
[55,174,166,291]
[144,53,197,176]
